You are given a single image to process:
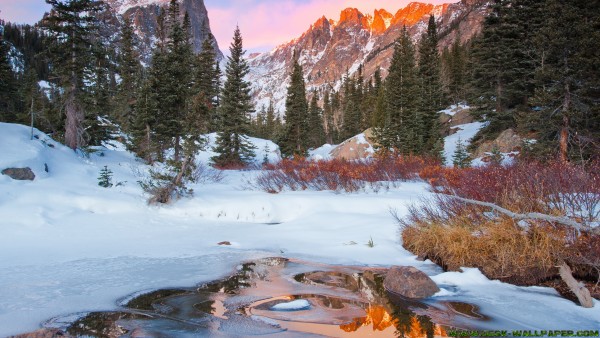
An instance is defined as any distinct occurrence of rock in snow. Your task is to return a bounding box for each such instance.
[1,167,35,181]
[383,266,440,299]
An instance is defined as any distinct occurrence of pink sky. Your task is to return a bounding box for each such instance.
[0,0,453,53]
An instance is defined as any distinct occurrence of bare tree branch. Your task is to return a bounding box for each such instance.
[558,262,594,308]
[443,194,585,234]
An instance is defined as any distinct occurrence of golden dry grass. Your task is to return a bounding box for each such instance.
[402,215,567,285]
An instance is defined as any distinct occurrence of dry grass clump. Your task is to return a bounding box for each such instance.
[401,160,600,287]
[401,203,566,285]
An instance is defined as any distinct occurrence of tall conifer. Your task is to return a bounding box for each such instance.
[280,57,309,157]
[211,26,255,166]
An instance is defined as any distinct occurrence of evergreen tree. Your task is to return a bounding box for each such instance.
[489,145,504,165]
[375,27,423,154]
[452,138,471,168]
[98,165,113,187]
[211,26,255,166]
[322,89,335,144]
[0,23,18,121]
[469,0,540,135]
[265,100,278,140]
[371,68,387,128]
[529,0,600,162]
[307,92,324,148]
[418,15,444,148]
[442,35,467,104]
[130,74,158,163]
[114,17,141,132]
[43,0,107,150]
[280,56,309,157]
[193,31,220,132]
[341,75,361,140]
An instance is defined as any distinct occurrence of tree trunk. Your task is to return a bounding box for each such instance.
[65,29,82,151]
[560,115,569,163]
[558,262,594,308]
[64,90,83,150]
[559,83,571,162]
[145,123,152,164]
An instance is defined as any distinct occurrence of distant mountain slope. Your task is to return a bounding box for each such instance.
[103,0,223,62]
[247,0,490,113]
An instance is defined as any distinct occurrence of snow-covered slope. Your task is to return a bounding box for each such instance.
[1,122,598,335]
[443,121,486,166]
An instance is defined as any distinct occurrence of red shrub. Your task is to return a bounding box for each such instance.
[254,155,438,193]
[430,160,600,227]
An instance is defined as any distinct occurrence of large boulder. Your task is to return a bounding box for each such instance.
[472,128,523,159]
[383,266,440,299]
[330,129,376,160]
[2,167,35,181]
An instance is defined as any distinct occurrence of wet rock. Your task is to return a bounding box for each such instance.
[2,167,35,181]
[383,266,440,299]
[218,241,231,246]
[9,328,72,338]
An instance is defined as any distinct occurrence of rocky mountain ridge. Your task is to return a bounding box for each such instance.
[103,0,222,62]
[247,0,490,114]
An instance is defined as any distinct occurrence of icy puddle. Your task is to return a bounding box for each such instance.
[42,258,490,337]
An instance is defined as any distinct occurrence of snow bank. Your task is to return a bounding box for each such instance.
[308,144,335,161]
[430,268,600,330]
[197,132,281,164]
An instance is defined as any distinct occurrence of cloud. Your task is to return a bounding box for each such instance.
[205,0,452,53]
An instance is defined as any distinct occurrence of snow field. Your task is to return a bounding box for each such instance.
[0,122,598,335]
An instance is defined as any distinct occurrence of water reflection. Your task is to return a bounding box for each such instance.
[40,258,485,337]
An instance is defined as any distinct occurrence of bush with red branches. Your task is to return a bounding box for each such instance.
[254,155,438,193]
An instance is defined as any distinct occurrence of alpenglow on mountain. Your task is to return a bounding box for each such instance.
[247,0,489,114]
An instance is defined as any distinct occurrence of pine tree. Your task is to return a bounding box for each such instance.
[452,138,471,168]
[371,68,387,128]
[442,35,467,104]
[265,100,278,140]
[115,17,141,132]
[341,75,362,140]
[529,0,600,162]
[375,27,423,154]
[322,89,335,144]
[307,92,324,148]
[280,56,309,157]
[469,0,540,135]
[211,26,255,167]
[0,23,18,122]
[44,0,107,150]
[193,31,219,132]
[489,145,504,165]
[98,165,113,188]
[418,15,444,149]
[130,74,158,163]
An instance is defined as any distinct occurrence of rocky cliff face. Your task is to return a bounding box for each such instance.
[104,0,223,62]
[247,0,490,114]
